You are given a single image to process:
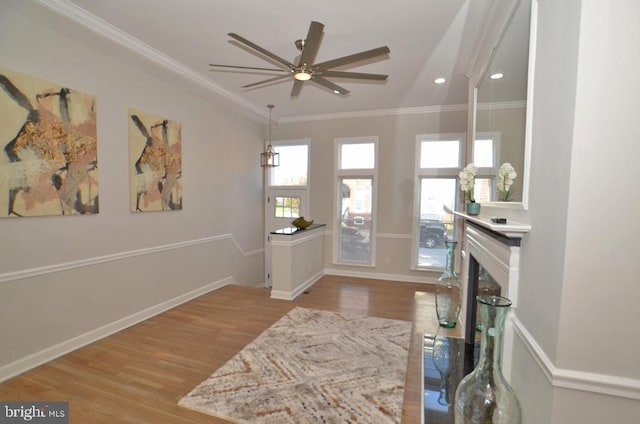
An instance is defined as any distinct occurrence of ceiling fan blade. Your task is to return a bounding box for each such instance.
[242,74,291,89]
[311,76,350,95]
[313,46,390,70]
[228,33,295,70]
[209,64,288,72]
[297,21,324,68]
[291,80,303,97]
[318,70,388,81]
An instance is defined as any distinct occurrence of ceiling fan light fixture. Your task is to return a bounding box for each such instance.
[294,70,312,81]
[216,22,390,98]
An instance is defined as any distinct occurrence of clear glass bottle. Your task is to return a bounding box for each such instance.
[476,267,502,331]
[432,330,461,406]
[435,241,462,328]
[454,295,522,424]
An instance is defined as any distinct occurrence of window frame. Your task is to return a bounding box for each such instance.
[412,133,466,271]
[333,136,378,267]
[474,131,501,201]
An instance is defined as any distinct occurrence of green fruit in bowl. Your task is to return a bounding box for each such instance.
[292,217,313,229]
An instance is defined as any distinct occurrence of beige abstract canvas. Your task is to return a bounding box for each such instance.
[0,67,98,217]
[128,108,182,212]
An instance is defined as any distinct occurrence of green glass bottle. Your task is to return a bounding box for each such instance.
[435,241,462,328]
[454,295,522,423]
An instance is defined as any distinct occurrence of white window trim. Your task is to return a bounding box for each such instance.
[412,133,466,271]
[333,136,378,267]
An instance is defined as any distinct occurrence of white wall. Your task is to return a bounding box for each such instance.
[505,0,640,422]
[0,1,264,380]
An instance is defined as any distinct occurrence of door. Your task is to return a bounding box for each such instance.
[263,142,310,287]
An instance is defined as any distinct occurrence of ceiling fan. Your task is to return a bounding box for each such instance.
[209,21,390,97]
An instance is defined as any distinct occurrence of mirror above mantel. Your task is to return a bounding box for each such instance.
[471,0,536,210]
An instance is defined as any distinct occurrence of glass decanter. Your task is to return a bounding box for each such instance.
[454,295,522,424]
[435,241,462,328]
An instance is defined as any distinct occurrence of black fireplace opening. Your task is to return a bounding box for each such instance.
[465,255,504,347]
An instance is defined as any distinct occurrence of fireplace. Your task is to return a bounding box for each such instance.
[457,217,530,377]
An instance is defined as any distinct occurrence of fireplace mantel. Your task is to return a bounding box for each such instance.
[455,210,529,380]
[452,210,531,238]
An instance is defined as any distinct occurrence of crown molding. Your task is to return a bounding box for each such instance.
[32,0,471,124]
[278,103,468,124]
[31,0,269,120]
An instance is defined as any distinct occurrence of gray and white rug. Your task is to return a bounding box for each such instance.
[178,307,413,423]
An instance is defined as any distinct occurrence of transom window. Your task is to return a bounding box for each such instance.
[340,143,375,169]
[271,144,309,186]
[420,140,460,168]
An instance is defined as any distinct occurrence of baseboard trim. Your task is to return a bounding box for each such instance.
[0,277,233,383]
[270,271,324,301]
[0,234,260,285]
[324,268,436,285]
[512,315,640,400]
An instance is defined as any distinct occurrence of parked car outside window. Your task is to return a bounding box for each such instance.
[419,221,448,248]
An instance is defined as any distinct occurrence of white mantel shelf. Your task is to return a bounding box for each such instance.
[453,210,531,238]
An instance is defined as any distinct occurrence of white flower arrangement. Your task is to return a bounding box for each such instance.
[497,162,517,201]
[459,163,478,202]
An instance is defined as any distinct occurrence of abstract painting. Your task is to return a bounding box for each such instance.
[0,67,98,217]
[128,108,182,212]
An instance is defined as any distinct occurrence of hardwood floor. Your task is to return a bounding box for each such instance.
[0,275,460,423]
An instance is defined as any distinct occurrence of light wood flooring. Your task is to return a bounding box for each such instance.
[0,275,461,423]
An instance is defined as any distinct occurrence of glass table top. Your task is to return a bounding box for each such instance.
[422,333,477,423]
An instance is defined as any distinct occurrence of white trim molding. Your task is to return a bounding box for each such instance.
[270,229,324,247]
[512,315,640,400]
[324,268,436,285]
[270,270,323,301]
[0,235,262,285]
[30,0,470,125]
[278,104,468,123]
[0,276,233,383]
[32,0,267,120]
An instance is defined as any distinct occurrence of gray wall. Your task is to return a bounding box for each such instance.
[274,111,468,281]
[0,1,264,378]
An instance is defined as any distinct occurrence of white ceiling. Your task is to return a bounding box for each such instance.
[45,0,493,121]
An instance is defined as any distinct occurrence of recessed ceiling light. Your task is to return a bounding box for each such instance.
[434,77,447,84]
[489,73,504,80]
[333,89,341,94]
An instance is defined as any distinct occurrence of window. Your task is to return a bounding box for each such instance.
[271,144,308,186]
[414,135,464,270]
[274,196,300,218]
[340,143,375,169]
[420,140,460,168]
[335,138,377,265]
[473,134,500,202]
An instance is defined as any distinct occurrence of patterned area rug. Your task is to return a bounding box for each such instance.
[178,307,413,423]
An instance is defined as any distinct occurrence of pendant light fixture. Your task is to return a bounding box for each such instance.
[260,104,279,167]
